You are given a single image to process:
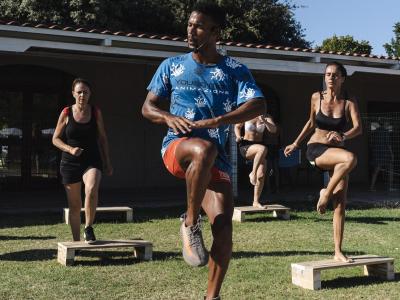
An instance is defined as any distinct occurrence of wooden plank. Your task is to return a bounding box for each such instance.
[63,207,133,224]
[292,255,394,271]
[234,204,290,213]
[57,239,153,266]
[232,204,290,222]
[291,255,395,290]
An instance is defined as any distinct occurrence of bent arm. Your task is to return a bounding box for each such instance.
[342,98,362,140]
[261,114,277,133]
[219,98,265,125]
[52,112,71,153]
[142,91,195,134]
[234,123,244,141]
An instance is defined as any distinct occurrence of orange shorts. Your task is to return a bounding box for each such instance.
[162,138,231,183]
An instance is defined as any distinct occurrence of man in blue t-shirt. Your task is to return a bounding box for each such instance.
[142,2,265,299]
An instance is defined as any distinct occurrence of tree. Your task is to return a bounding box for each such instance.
[0,0,310,48]
[318,35,372,55]
[383,22,400,57]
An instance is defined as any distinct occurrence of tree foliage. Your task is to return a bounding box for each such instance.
[0,0,310,48]
[318,35,372,55]
[383,22,400,57]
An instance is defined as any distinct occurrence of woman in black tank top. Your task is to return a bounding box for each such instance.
[52,78,113,243]
[284,62,362,263]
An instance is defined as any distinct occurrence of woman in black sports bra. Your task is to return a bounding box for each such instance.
[52,78,113,243]
[284,62,362,263]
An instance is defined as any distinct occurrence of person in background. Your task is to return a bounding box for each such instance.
[284,62,362,263]
[235,114,277,207]
[52,78,113,243]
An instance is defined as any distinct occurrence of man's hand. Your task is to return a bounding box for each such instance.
[193,117,220,129]
[165,115,195,134]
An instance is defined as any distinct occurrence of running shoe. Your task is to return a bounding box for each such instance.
[83,226,96,244]
[180,213,209,267]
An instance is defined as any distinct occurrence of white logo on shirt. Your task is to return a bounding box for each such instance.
[162,73,169,85]
[208,128,219,139]
[194,96,207,107]
[185,108,195,120]
[223,99,233,112]
[171,63,185,77]
[225,57,242,69]
[239,88,256,100]
[210,68,225,81]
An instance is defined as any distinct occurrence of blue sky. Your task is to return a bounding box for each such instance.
[292,0,400,56]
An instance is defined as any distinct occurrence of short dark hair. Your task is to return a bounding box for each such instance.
[325,61,347,78]
[72,78,92,91]
[192,1,226,29]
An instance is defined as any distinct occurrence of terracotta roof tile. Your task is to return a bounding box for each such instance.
[0,19,398,61]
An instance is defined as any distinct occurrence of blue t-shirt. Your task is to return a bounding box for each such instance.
[147,52,264,174]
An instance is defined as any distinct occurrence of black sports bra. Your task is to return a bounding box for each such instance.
[315,92,347,132]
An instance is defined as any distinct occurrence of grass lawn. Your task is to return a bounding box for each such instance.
[0,207,399,299]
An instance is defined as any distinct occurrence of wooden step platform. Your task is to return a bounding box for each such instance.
[63,206,133,224]
[291,255,395,290]
[57,239,153,266]
[232,204,290,222]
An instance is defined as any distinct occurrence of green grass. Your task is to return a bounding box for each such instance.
[0,208,399,300]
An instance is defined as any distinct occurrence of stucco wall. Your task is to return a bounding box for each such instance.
[1,54,399,188]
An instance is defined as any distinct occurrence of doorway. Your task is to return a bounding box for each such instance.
[0,65,74,190]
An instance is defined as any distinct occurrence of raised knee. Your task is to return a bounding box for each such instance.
[193,141,217,165]
[345,152,357,167]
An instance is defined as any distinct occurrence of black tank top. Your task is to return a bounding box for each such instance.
[61,105,101,163]
[315,92,347,132]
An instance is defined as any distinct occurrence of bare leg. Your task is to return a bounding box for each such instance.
[331,175,353,263]
[64,182,82,241]
[246,144,267,186]
[202,182,233,300]
[83,168,102,227]
[175,138,216,226]
[315,148,357,214]
[253,159,266,207]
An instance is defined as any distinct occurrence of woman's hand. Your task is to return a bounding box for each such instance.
[70,147,84,156]
[326,131,343,143]
[284,143,297,157]
[235,136,243,143]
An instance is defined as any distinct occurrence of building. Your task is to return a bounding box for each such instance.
[0,20,399,192]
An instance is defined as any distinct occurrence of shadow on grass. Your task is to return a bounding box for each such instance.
[232,250,366,259]
[0,248,181,265]
[0,235,56,241]
[243,214,303,222]
[312,216,399,225]
[322,272,400,289]
[0,213,62,228]
[0,249,57,261]
[73,250,181,266]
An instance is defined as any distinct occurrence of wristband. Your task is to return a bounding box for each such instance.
[341,133,346,141]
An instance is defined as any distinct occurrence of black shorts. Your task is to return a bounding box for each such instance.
[60,159,103,184]
[238,140,263,158]
[306,143,344,167]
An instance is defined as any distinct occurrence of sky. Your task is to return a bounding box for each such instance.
[292,0,400,56]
